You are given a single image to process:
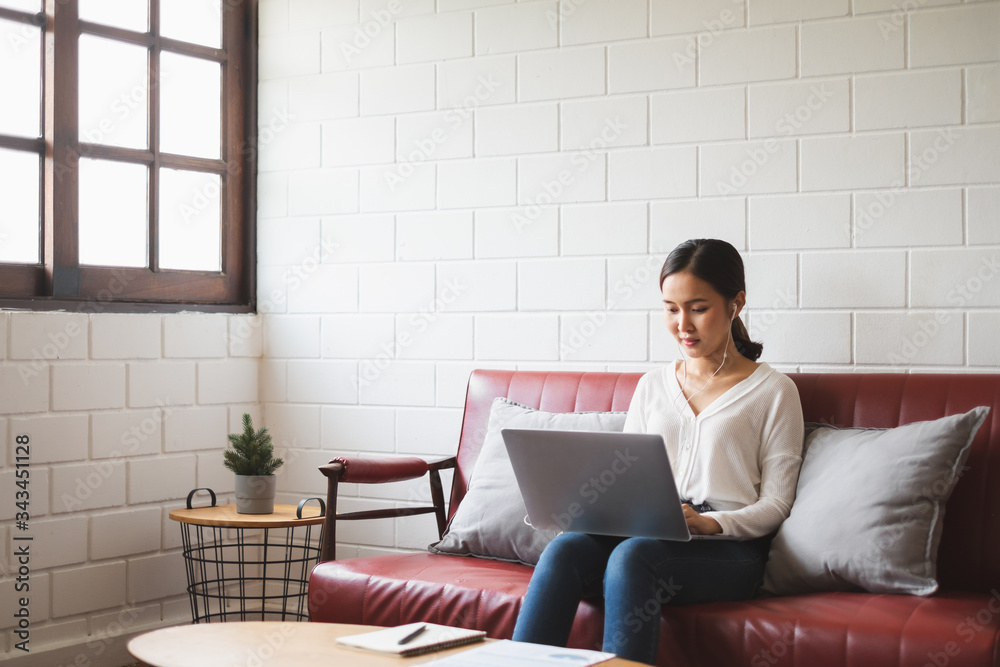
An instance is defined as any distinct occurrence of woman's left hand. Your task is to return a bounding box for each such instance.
[682,504,723,535]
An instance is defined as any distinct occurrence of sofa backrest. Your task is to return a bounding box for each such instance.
[456,369,1000,594]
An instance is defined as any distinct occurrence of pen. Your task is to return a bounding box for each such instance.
[398,625,427,645]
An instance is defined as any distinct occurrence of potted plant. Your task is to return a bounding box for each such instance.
[224,413,284,514]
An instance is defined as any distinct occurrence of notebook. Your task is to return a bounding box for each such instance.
[501,428,738,541]
[334,622,486,657]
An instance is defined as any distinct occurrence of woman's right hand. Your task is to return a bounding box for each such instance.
[682,503,722,535]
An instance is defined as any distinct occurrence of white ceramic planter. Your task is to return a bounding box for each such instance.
[234,475,276,514]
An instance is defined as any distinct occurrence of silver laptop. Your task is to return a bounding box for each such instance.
[501,429,735,541]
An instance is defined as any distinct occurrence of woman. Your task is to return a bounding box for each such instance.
[511,239,804,665]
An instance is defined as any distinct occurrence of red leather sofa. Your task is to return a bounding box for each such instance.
[309,369,1000,666]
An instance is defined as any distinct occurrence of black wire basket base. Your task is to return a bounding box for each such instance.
[179,524,322,623]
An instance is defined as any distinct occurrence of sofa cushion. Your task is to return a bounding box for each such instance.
[656,591,1000,667]
[762,407,989,596]
[309,553,532,631]
[309,553,605,648]
[428,397,627,565]
[309,557,1000,667]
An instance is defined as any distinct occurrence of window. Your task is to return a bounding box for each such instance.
[0,0,256,311]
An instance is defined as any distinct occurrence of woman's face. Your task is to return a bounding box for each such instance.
[661,270,739,360]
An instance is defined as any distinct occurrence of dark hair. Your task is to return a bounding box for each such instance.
[659,238,763,361]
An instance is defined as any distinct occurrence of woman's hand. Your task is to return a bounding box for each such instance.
[682,504,723,535]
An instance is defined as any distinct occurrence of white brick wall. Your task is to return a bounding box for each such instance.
[653,87,746,144]
[855,70,961,131]
[562,203,647,256]
[90,507,162,560]
[609,37,695,94]
[1,311,267,658]
[475,314,560,361]
[10,313,88,361]
[968,64,1000,124]
[476,103,558,156]
[518,46,605,102]
[397,111,474,161]
[91,314,161,359]
[4,1,999,661]
[475,3,557,56]
[801,16,904,75]
[651,0,746,35]
[164,314,228,358]
[969,187,1000,245]
[700,26,797,85]
[476,207,559,258]
[9,415,88,464]
[128,552,188,603]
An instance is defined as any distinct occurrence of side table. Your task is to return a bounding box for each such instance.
[169,489,325,623]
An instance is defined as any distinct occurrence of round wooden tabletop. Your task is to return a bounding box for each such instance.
[168,503,325,528]
[127,622,645,667]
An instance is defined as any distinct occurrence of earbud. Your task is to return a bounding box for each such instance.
[731,303,737,319]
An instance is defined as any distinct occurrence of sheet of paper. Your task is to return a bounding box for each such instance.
[423,639,616,666]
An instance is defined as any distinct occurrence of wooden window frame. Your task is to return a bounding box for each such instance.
[0,0,256,313]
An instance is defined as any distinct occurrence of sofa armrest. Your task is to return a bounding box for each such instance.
[318,455,457,562]
[321,455,430,484]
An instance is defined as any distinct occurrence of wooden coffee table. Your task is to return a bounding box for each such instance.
[127,621,645,666]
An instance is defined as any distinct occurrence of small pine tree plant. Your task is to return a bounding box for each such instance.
[224,414,284,476]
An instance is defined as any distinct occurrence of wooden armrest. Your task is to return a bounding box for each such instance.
[318,455,456,562]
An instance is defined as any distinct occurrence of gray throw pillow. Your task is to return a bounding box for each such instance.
[762,407,989,596]
[428,397,627,566]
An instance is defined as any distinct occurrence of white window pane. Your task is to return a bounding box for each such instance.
[79,159,148,268]
[79,0,148,32]
[158,169,221,271]
[0,148,40,264]
[160,52,220,159]
[161,0,221,48]
[0,1,41,11]
[0,18,41,138]
[79,35,148,149]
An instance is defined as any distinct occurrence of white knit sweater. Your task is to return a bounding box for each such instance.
[623,362,804,539]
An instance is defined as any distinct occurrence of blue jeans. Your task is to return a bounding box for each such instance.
[511,532,772,665]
